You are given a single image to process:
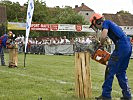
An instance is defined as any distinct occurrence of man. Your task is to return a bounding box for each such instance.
[60,36,70,44]
[89,13,132,100]
[0,31,14,66]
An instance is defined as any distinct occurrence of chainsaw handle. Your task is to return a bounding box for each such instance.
[98,45,104,50]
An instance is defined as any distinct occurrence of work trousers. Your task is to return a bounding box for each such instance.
[102,38,132,98]
[0,47,5,65]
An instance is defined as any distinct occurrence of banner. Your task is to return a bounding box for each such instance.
[7,22,95,32]
[81,25,94,32]
[50,24,58,31]
[31,23,50,31]
[8,22,26,30]
[25,0,34,53]
[76,24,82,32]
[57,24,75,31]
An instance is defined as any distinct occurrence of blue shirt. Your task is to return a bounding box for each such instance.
[102,20,127,44]
[0,34,8,48]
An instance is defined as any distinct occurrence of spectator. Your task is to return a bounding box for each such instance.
[70,37,75,44]
[54,37,60,45]
[79,37,84,44]
[84,36,92,44]
[59,37,63,44]
[61,36,70,44]
[27,40,31,53]
[0,31,15,66]
[50,37,55,45]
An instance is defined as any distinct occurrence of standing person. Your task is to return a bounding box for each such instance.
[62,36,70,44]
[0,31,14,66]
[0,47,5,66]
[89,13,132,100]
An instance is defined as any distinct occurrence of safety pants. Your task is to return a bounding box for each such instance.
[102,40,132,98]
[0,47,5,65]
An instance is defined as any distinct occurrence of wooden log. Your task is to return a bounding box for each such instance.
[75,52,92,98]
[85,52,92,98]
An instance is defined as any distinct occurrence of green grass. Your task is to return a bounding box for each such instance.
[0,53,133,100]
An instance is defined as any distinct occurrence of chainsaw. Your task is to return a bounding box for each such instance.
[75,40,110,65]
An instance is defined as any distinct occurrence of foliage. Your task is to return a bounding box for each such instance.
[32,0,49,23]
[0,0,24,22]
[48,7,87,24]
[0,0,88,38]
[117,10,132,15]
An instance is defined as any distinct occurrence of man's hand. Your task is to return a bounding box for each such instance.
[98,45,104,50]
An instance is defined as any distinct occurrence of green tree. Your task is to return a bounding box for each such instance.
[1,0,22,22]
[32,0,49,23]
[0,0,90,38]
[48,6,87,24]
[117,10,131,15]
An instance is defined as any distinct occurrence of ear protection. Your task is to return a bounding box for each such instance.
[92,17,103,26]
[95,19,102,25]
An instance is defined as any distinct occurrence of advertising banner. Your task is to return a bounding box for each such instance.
[30,23,50,31]
[25,0,34,53]
[50,24,58,31]
[8,22,95,32]
[81,25,94,32]
[8,22,26,30]
[57,24,75,31]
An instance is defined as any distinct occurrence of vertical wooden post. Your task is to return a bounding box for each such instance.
[75,52,92,98]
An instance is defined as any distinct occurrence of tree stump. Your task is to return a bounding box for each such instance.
[75,52,92,98]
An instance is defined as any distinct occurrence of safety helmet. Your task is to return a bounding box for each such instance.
[8,31,15,38]
[90,13,103,25]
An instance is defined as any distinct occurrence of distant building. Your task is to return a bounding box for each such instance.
[103,13,133,36]
[74,3,95,22]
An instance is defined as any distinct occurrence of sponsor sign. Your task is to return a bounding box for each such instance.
[76,24,82,32]
[30,23,50,31]
[58,24,75,31]
[81,25,94,32]
[8,22,26,30]
[8,22,95,32]
[50,24,58,31]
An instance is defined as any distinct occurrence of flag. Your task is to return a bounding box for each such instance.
[25,0,34,53]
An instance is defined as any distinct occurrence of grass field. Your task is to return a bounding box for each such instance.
[0,53,133,100]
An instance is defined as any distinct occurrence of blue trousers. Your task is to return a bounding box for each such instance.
[0,47,5,65]
[102,39,132,98]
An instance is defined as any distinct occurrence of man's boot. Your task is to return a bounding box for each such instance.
[120,97,132,100]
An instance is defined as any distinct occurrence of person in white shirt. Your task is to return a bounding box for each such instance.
[61,36,70,44]
[85,36,92,44]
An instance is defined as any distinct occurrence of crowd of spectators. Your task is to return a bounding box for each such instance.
[14,35,97,54]
[14,35,124,54]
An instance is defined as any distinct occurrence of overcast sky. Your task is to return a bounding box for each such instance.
[9,0,133,14]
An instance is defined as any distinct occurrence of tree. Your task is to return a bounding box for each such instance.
[32,0,49,23]
[117,10,131,15]
[48,6,87,24]
[0,0,90,38]
[1,1,20,21]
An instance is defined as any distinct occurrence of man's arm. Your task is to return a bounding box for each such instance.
[100,29,108,45]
